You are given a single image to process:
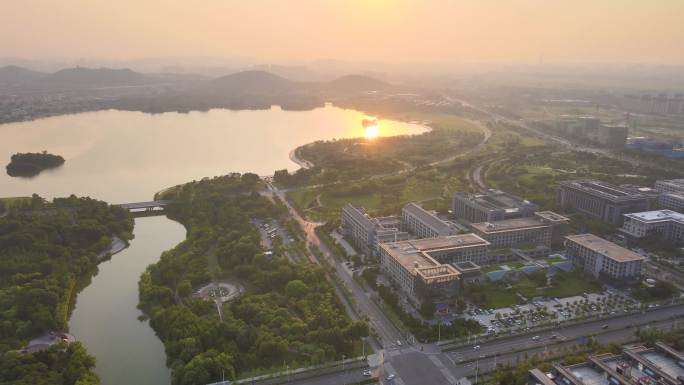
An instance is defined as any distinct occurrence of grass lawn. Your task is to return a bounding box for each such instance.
[482,283,521,308]
[544,273,600,298]
[506,262,527,269]
[546,255,566,264]
[480,265,503,273]
[512,277,542,298]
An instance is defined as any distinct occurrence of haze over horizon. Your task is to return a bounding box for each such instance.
[3,0,684,67]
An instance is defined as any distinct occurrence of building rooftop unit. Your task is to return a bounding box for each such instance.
[559,180,651,202]
[471,217,549,234]
[565,234,645,263]
[624,210,684,224]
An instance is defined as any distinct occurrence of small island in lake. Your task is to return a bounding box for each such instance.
[6,151,65,177]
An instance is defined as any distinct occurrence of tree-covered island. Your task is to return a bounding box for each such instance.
[6,151,65,177]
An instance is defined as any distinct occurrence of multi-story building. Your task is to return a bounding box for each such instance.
[534,211,572,246]
[401,202,458,239]
[655,179,684,195]
[470,217,551,249]
[379,242,461,304]
[341,204,409,256]
[453,189,539,224]
[621,93,684,116]
[621,210,684,245]
[379,234,489,303]
[554,116,628,147]
[470,211,570,250]
[597,124,629,148]
[655,179,684,211]
[564,234,644,280]
[557,180,655,225]
[528,342,684,385]
[659,193,684,212]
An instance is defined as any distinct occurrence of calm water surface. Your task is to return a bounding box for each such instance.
[0,105,426,385]
[0,105,426,202]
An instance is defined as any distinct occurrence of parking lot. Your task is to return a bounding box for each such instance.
[463,289,638,333]
[254,219,294,250]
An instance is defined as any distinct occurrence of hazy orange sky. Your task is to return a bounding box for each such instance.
[2,0,683,64]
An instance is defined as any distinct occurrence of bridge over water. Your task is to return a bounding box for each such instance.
[115,200,171,216]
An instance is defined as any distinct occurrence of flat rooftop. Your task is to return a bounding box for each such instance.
[559,180,649,201]
[567,364,609,385]
[528,369,556,385]
[535,211,571,223]
[456,190,537,211]
[624,209,684,224]
[406,233,490,251]
[403,202,452,233]
[640,351,684,380]
[380,241,461,280]
[658,179,684,189]
[471,217,549,234]
[565,234,645,263]
[600,356,649,381]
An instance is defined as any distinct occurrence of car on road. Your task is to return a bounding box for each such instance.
[386,374,395,381]
[362,370,371,377]
[473,345,480,350]
[532,335,540,341]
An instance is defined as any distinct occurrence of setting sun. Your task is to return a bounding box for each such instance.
[364,124,379,139]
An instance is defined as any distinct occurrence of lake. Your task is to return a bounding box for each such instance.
[0,105,426,385]
[0,105,426,203]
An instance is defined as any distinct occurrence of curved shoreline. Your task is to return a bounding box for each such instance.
[289,147,314,170]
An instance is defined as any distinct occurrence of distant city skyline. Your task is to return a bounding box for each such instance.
[2,0,684,65]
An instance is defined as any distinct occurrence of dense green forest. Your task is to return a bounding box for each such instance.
[6,151,65,177]
[143,173,368,385]
[0,195,134,384]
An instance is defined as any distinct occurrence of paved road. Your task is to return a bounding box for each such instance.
[281,304,684,385]
[267,182,407,351]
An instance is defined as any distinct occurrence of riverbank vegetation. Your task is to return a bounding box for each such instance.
[141,173,368,384]
[0,195,133,384]
[5,151,65,177]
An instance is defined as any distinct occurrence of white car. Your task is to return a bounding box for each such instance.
[386,374,396,381]
[473,345,481,350]
[362,370,372,377]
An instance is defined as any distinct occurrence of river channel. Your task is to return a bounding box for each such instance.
[0,105,426,384]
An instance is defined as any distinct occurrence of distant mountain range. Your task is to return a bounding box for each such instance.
[0,65,394,95]
[209,70,394,95]
[44,67,146,86]
[0,65,46,84]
